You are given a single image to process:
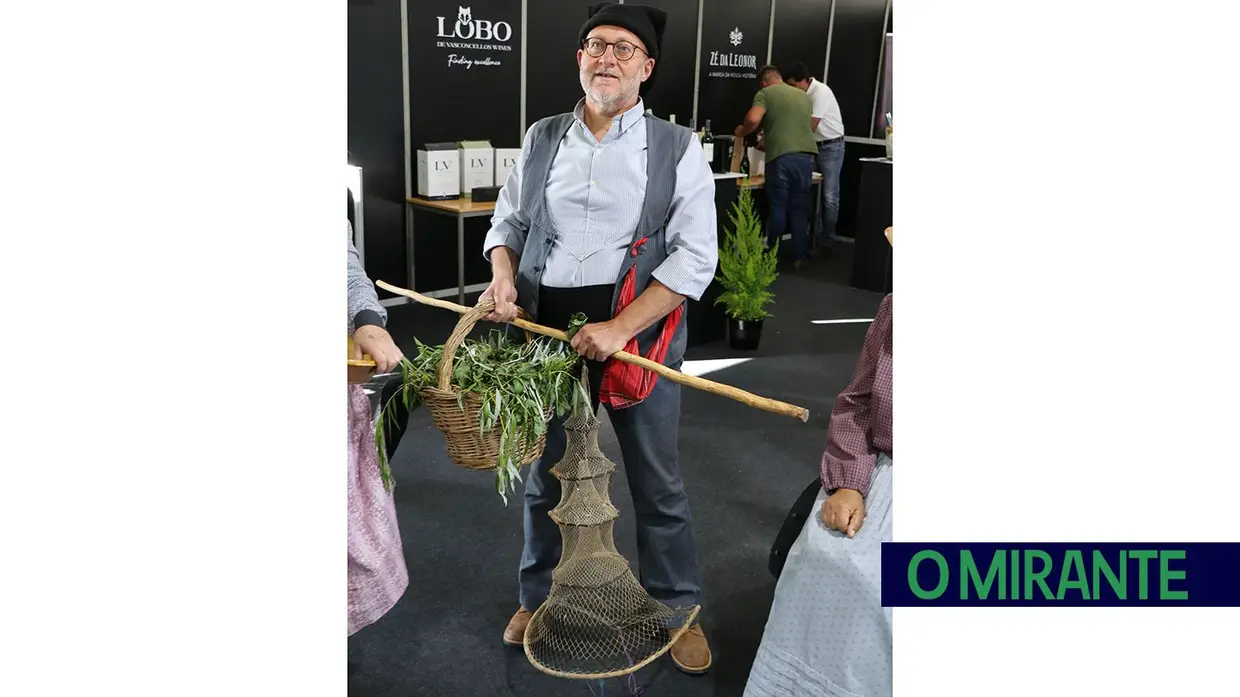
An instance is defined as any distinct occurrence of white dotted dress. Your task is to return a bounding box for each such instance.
[744,454,893,697]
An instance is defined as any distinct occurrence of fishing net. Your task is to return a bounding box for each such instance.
[524,368,699,680]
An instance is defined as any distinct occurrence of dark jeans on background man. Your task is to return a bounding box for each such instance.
[814,137,846,245]
[765,152,815,261]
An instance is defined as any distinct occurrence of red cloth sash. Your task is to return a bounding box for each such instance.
[598,237,683,409]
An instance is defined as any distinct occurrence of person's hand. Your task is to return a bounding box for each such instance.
[570,320,630,361]
[821,488,866,538]
[352,325,404,373]
[733,125,745,137]
[479,274,519,323]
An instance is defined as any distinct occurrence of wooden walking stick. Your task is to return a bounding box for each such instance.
[375,281,810,422]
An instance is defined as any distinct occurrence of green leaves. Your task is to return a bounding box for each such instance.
[714,187,779,321]
[565,312,589,341]
[374,412,393,491]
[372,328,584,503]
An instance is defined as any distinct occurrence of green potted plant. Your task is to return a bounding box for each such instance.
[714,187,778,350]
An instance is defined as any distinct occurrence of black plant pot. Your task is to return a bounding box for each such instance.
[727,317,764,350]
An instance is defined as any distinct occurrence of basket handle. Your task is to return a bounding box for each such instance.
[434,299,533,391]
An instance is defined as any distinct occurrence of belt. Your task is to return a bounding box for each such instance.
[536,284,614,330]
[817,137,843,147]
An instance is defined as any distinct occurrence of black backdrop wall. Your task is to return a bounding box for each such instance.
[696,0,771,134]
[828,0,889,238]
[827,0,888,138]
[636,0,698,126]
[525,0,595,125]
[346,0,895,296]
[770,0,832,84]
[348,0,407,290]
[408,0,523,293]
[409,0,522,144]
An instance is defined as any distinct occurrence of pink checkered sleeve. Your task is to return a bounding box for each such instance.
[821,295,893,497]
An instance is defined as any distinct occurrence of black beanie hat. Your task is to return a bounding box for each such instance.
[579,3,668,60]
[580,3,667,97]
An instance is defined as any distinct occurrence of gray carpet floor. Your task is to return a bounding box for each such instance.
[348,245,887,696]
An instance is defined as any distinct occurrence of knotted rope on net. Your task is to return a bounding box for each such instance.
[523,366,699,680]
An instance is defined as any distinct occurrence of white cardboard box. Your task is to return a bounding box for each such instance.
[458,140,494,195]
[416,143,459,199]
[747,147,765,177]
[494,148,522,186]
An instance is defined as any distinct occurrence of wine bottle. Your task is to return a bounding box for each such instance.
[702,119,715,171]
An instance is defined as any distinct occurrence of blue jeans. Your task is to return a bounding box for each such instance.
[814,138,845,244]
[766,152,815,261]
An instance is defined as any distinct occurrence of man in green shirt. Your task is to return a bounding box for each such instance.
[734,65,818,268]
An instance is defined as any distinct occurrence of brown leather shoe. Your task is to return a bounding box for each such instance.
[670,624,712,675]
[502,607,532,647]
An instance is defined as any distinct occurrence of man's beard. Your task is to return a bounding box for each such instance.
[579,67,640,116]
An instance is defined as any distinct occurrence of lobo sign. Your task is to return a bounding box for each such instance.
[434,5,514,69]
[436,6,513,43]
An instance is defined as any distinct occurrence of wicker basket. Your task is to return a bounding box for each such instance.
[421,299,549,471]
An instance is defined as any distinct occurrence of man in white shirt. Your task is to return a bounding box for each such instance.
[784,62,845,252]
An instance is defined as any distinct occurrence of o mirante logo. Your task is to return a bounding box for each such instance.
[906,548,1187,601]
[881,543,1240,607]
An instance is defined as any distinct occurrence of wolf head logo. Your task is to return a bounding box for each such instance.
[458,6,472,25]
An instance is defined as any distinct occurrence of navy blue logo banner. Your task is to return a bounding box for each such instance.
[881,543,1240,606]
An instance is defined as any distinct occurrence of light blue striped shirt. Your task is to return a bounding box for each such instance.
[483,99,718,301]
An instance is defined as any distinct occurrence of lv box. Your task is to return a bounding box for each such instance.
[494,147,522,186]
[416,143,459,199]
[458,140,494,196]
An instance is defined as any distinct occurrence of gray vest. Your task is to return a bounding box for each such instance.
[512,112,694,365]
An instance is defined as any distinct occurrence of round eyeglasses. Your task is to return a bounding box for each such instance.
[581,37,647,62]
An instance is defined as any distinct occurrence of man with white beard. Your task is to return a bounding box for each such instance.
[478,1,718,675]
